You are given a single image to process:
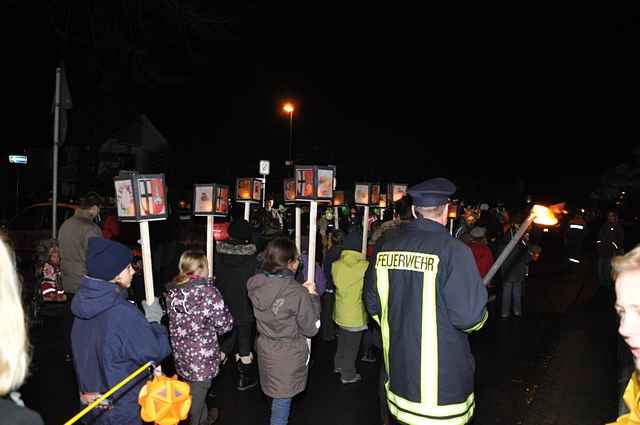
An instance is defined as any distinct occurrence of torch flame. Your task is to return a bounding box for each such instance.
[531,204,558,226]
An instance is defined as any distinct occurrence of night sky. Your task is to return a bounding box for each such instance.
[4,4,640,215]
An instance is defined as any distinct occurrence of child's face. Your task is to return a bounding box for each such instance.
[49,249,60,265]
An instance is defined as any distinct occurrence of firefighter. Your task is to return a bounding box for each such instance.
[365,177,488,425]
[565,209,587,266]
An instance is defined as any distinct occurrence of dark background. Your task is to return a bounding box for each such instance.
[4,3,640,218]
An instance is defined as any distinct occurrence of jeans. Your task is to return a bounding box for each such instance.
[189,379,212,425]
[271,397,292,425]
[501,280,522,317]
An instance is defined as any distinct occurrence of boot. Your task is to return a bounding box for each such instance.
[205,407,219,424]
[236,360,258,391]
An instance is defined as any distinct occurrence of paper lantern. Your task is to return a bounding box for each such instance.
[283,178,297,204]
[387,183,408,203]
[193,184,229,217]
[114,172,168,222]
[354,182,381,206]
[332,190,345,207]
[235,178,262,203]
[294,165,335,202]
[139,375,191,425]
[379,194,387,209]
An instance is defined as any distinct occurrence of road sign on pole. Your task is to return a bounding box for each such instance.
[9,155,27,165]
[259,160,270,176]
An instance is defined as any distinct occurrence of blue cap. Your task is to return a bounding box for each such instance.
[408,178,456,207]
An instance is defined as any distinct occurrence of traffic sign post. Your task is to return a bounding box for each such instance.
[259,160,270,208]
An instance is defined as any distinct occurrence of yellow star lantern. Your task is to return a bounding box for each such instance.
[139,375,192,425]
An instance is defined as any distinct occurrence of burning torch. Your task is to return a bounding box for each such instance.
[482,203,561,286]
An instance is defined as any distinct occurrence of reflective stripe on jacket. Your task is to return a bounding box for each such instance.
[365,218,488,425]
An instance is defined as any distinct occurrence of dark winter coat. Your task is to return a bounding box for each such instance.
[214,240,258,324]
[165,277,233,382]
[0,396,43,425]
[71,276,171,424]
[247,271,321,398]
[501,240,532,283]
[597,222,625,258]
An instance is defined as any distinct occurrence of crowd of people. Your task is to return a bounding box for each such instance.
[0,180,635,425]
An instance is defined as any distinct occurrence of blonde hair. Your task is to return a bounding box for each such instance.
[174,250,208,285]
[612,245,640,280]
[0,240,29,395]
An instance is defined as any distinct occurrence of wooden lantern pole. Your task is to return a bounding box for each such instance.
[139,221,155,305]
[295,205,302,254]
[244,201,250,221]
[334,206,339,230]
[206,216,214,278]
[362,205,369,257]
[307,201,318,283]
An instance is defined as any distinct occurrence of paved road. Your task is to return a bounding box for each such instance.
[20,232,620,425]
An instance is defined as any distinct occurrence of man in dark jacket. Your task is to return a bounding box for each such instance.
[71,237,170,424]
[215,218,259,391]
[365,178,488,425]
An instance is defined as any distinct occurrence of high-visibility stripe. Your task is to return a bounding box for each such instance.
[568,258,580,264]
[376,252,474,423]
[463,309,488,333]
[612,242,619,250]
[569,224,584,230]
[387,386,475,424]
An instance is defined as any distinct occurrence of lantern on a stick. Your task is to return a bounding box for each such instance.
[332,190,345,230]
[236,177,262,221]
[113,172,167,305]
[139,374,192,425]
[193,184,229,278]
[354,182,380,256]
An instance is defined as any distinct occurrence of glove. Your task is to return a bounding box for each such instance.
[142,297,164,323]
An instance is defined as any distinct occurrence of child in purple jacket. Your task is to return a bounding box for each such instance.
[166,250,233,425]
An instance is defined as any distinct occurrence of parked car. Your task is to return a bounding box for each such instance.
[7,203,78,260]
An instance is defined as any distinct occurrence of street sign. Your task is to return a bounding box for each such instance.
[9,155,27,164]
[259,160,270,175]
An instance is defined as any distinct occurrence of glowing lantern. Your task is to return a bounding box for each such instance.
[333,190,345,207]
[355,182,381,206]
[387,183,408,203]
[283,178,297,204]
[114,172,168,222]
[235,178,262,203]
[532,204,559,226]
[379,194,387,209]
[139,375,191,425]
[294,165,335,202]
[193,184,229,217]
[448,201,459,219]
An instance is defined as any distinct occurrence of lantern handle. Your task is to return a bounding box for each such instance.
[63,361,156,425]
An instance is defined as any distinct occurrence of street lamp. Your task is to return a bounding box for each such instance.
[283,103,294,166]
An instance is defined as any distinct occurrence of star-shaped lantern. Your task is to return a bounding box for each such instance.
[139,375,192,425]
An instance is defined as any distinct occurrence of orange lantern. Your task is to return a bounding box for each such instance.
[139,375,192,425]
[283,178,297,204]
[333,190,345,207]
[235,177,262,203]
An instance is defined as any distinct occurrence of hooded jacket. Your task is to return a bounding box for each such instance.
[214,240,257,324]
[247,271,320,398]
[71,276,171,424]
[332,249,370,329]
[165,277,233,382]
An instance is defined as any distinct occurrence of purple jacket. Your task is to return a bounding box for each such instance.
[165,277,233,382]
[297,254,326,296]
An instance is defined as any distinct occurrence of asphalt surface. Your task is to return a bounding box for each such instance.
[19,230,621,425]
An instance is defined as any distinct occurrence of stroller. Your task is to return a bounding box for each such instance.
[29,239,66,328]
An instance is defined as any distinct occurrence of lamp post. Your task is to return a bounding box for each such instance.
[283,103,294,166]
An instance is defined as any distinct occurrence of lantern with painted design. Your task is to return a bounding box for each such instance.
[283,178,297,204]
[379,193,387,209]
[235,178,262,203]
[113,172,168,222]
[294,165,334,202]
[332,190,345,207]
[354,182,381,206]
[387,183,408,203]
[193,184,229,217]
